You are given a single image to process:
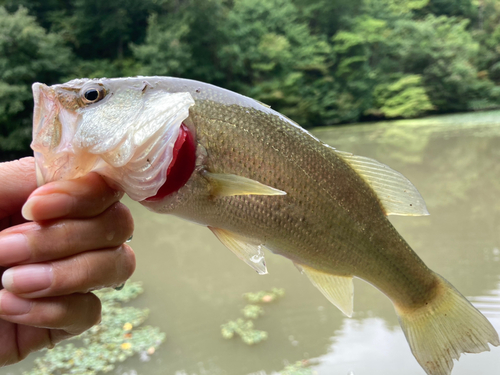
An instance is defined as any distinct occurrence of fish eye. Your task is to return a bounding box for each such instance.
[81,85,106,104]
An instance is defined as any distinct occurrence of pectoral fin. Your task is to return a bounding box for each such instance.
[204,172,286,197]
[209,227,268,275]
[299,264,354,317]
[334,150,429,216]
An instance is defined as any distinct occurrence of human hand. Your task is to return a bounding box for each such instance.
[0,157,135,366]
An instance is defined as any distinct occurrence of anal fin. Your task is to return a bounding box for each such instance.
[204,172,286,197]
[299,264,354,317]
[209,227,268,275]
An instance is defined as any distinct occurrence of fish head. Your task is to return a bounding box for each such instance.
[31,77,195,200]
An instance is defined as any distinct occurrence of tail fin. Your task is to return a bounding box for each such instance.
[395,274,499,375]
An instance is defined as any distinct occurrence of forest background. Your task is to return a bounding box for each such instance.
[1,0,500,160]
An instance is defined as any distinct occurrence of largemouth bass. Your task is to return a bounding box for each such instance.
[31,77,499,375]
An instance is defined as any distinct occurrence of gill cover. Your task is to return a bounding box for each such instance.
[31,79,195,201]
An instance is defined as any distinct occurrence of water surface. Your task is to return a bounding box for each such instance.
[6,111,500,375]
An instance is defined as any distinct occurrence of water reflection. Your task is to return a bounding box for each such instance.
[314,280,500,375]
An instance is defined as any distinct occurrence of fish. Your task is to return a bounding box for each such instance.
[31,77,499,375]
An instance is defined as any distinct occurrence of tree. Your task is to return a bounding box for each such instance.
[391,15,496,111]
[0,6,72,159]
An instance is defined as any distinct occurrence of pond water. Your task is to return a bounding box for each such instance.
[6,111,500,375]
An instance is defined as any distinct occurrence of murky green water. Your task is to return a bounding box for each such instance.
[6,111,500,375]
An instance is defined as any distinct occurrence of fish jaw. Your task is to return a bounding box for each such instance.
[31,78,196,200]
[31,82,95,186]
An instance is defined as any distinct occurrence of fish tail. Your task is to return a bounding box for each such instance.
[394,274,499,375]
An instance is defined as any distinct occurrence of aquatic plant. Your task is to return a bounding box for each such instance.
[278,360,316,375]
[244,288,285,303]
[221,288,284,345]
[24,281,166,375]
[242,304,264,319]
[221,318,268,345]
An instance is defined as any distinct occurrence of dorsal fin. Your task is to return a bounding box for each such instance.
[209,227,268,275]
[298,264,354,317]
[334,150,429,216]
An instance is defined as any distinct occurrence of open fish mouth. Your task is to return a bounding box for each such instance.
[31,78,196,200]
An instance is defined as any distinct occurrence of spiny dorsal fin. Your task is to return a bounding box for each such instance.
[299,264,354,317]
[335,150,429,216]
[204,172,286,197]
[209,227,268,275]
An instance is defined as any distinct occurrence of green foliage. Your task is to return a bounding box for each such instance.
[24,282,166,375]
[418,0,477,18]
[2,0,500,158]
[374,75,434,118]
[0,5,72,159]
[390,15,494,112]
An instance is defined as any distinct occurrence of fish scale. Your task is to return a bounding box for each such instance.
[173,101,434,305]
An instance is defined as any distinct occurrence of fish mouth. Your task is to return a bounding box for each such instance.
[30,80,196,200]
[31,82,82,186]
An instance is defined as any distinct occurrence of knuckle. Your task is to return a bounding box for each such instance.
[52,251,94,294]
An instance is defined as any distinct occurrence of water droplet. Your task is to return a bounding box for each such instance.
[250,254,263,263]
[126,234,133,243]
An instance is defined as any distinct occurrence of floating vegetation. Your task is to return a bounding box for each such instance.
[221,288,284,345]
[242,304,265,319]
[24,281,166,375]
[278,360,316,375]
[221,318,268,345]
[244,288,285,303]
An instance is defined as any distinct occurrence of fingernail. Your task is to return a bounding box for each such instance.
[22,193,72,221]
[0,234,30,265]
[0,290,32,315]
[2,264,53,293]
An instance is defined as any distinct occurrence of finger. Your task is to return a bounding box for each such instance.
[22,172,124,221]
[2,244,135,298]
[0,157,37,221]
[0,202,134,266]
[0,290,101,335]
[0,321,72,366]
